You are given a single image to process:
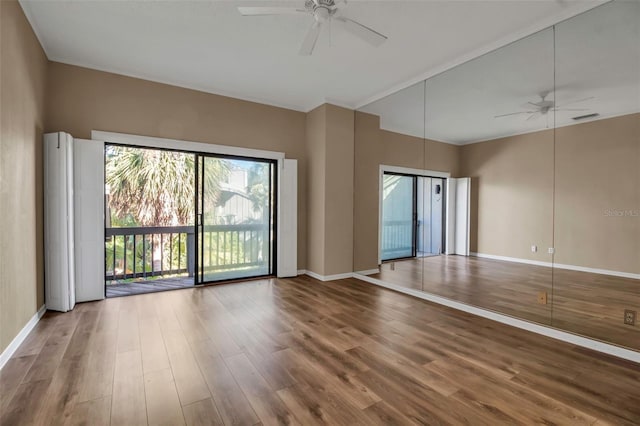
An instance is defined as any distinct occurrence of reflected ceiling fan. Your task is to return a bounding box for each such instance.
[238,0,387,55]
[495,92,594,121]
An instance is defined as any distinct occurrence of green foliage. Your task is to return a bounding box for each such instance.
[246,162,270,219]
[106,145,228,227]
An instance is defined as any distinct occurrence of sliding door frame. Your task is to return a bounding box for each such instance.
[378,165,451,265]
[195,152,278,286]
[381,172,418,262]
[99,131,285,291]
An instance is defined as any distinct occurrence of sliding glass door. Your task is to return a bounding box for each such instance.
[196,155,276,284]
[381,173,417,261]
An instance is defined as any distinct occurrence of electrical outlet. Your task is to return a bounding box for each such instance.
[537,291,547,305]
[531,245,537,253]
[548,247,555,254]
[624,309,636,326]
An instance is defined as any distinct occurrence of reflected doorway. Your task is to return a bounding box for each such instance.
[380,171,445,263]
[417,177,445,257]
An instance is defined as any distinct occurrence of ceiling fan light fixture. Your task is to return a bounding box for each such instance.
[237,0,387,55]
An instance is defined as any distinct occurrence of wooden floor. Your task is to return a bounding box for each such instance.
[2,276,639,425]
[372,255,640,350]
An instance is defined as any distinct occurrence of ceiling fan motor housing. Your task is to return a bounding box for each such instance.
[307,0,337,21]
[307,0,336,9]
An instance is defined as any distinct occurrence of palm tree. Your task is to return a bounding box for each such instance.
[106,146,227,227]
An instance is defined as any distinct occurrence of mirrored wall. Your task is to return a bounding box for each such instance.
[354,0,639,350]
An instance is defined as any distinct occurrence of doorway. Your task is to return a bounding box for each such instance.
[104,144,276,297]
[417,177,445,257]
[380,171,445,263]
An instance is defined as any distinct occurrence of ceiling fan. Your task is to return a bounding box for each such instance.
[495,92,594,121]
[238,0,388,55]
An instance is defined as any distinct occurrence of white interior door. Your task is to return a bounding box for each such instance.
[73,138,105,302]
[277,159,298,277]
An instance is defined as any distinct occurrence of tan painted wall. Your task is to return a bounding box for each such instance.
[354,112,383,272]
[45,62,308,270]
[460,130,555,263]
[353,112,461,271]
[305,105,326,275]
[460,113,639,274]
[305,104,354,276]
[323,105,354,276]
[554,113,639,274]
[0,0,48,353]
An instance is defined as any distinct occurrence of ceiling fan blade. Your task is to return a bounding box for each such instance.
[527,112,542,121]
[494,111,537,118]
[554,108,589,112]
[334,16,387,46]
[299,21,322,56]
[237,7,308,16]
[555,96,595,108]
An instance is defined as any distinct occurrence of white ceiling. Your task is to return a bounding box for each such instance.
[20,0,607,113]
[360,0,640,144]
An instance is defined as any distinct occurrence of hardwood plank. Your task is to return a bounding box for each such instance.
[182,398,224,426]
[361,400,416,426]
[77,342,116,403]
[224,352,298,426]
[276,384,337,425]
[64,395,111,426]
[116,303,140,353]
[0,354,37,412]
[162,328,211,406]
[111,350,147,426]
[271,347,380,412]
[144,368,185,426]
[139,316,171,374]
[12,314,61,357]
[22,312,80,383]
[189,338,260,426]
[32,354,89,425]
[0,378,52,426]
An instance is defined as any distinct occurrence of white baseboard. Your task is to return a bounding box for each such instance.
[470,252,640,280]
[0,305,47,371]
[304,270,354,282]
[552,262,640,280]
[470,252,553,268]
[355,268,380,276]
[353,274,640,363]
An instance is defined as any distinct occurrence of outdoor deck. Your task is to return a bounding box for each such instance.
[106,276,194,298]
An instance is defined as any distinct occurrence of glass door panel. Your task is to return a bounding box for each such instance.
[196,155,275,284]
[381,173,416,261]
[417,177,444,257]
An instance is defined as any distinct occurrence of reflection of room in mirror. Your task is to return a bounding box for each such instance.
[354,0,639,351]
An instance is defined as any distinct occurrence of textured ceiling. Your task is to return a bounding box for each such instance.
[20,0,605,112]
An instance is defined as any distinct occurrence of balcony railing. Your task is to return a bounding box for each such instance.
[381,219,414,260]
[105,224,269,281]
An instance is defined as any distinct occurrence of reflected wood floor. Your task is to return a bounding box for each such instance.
[372,255,640,350]
[2,276,639,425]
